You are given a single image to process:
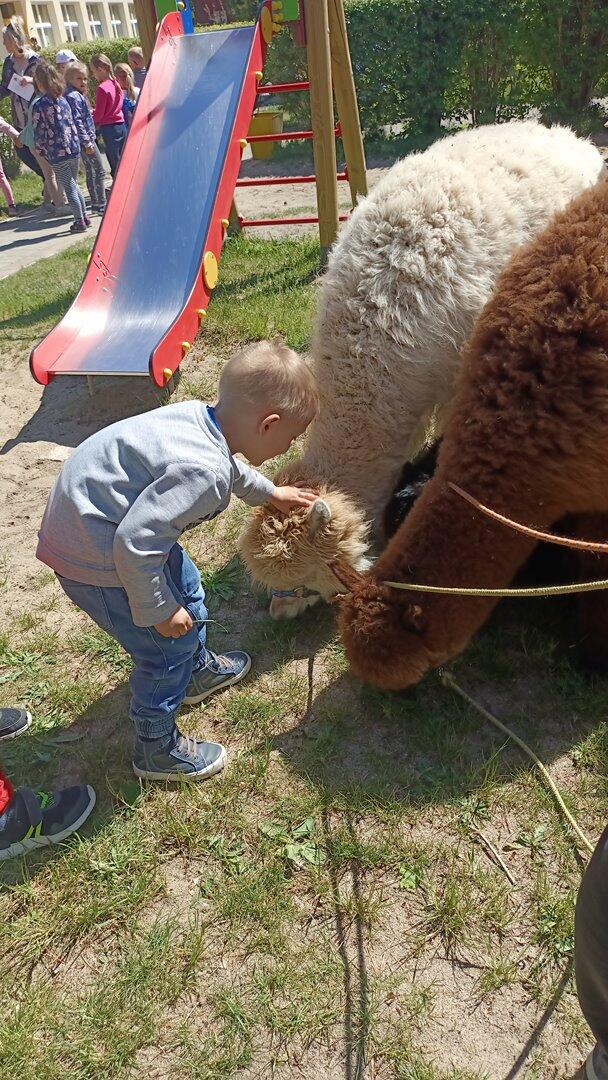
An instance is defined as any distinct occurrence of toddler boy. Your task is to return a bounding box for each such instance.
[37,342,319,781]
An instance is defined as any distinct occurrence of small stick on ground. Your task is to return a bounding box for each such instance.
[470,827,515,886]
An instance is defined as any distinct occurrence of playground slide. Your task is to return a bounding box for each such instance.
[30,9,266,387]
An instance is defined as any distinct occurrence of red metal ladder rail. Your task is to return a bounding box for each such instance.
[234,79,349,228]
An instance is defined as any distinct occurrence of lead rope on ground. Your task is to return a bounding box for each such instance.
[440,671,595,856]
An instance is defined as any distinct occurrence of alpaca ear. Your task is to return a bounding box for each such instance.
[307,498,331,537]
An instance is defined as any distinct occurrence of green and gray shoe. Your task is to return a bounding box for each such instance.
[0,785,96,861]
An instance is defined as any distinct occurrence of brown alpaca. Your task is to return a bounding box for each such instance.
[339,177,608,690]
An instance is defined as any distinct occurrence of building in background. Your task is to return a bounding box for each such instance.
[1,0,139,49]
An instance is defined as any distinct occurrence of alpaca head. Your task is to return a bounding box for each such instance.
[338,579,437,689]
[239,487,371,619]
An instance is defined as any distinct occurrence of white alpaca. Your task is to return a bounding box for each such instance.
[240,122,605,618]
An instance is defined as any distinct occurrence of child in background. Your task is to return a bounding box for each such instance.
[127,46,147,90]
[0,115,19,215]
[90,54,126,179]
[64,61,106,215]
[32,60,90,234]
[37,342,319,782]
[115,62,139,129]
[54,47,77,74]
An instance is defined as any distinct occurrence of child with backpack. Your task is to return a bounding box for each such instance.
[64,61,106,215]
[31,60,90,233]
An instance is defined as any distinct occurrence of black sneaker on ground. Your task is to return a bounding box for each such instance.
[0,708,32,741]
[70,219,87,233]
[0,784,96,861]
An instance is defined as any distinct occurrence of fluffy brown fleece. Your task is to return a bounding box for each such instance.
[339,176,608,690]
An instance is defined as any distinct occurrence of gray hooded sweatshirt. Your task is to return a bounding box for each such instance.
[36,402,275,626]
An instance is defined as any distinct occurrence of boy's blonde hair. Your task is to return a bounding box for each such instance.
[128,46,144,64]
[64,60,89,92]
[219,341,319,422]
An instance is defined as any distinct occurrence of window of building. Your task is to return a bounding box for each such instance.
[61,3,81,41]
[31,3,54,47]
[86,3,104,37]
[108,3,123,37]
[128,3,138,36]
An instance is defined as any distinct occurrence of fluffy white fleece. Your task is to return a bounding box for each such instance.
[304,121,604,520]
[239,122,604,617]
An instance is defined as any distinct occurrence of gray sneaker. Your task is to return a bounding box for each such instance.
[0,784,96,861]
[132,726,226,781]
[183,650,251,705]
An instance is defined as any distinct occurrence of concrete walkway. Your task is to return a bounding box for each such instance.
[0,204,99,280]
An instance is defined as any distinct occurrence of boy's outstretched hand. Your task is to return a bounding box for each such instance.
[269,485,318,515]
[154,606,193,637]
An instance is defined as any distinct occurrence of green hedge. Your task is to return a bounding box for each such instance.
[39,36,139,95]
[264,0,608,139]
[3,2,607,183]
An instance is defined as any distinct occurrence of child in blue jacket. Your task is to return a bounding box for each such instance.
[64,61,106,215]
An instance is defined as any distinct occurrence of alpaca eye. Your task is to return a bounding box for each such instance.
[403,603,424,634]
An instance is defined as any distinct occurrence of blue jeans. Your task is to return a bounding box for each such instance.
[57,545,209,739]
[100,122,127,178]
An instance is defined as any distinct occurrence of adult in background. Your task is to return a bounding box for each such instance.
[90,54,126,180]
[0,20,45,188]
[127,47,147,91]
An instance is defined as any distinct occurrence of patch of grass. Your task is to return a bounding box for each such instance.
[199,556,244,612]
[0,240,94,348]
[0,230,318,359]
[10,168,44,211]
[68,627,131,677]
[203,233,319,354]
[1,815,163,973]
[422,853,511,957]
[476,956,520,997]
[0,916,204,1077]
